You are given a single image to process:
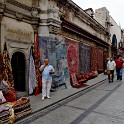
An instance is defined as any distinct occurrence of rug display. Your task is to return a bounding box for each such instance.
[98,49,104,72]
[103,52,109,70]
[3,87,17,102]
[79,43,91,74]
[11,97,31,120]
[0,54,3,74]
[66,39,79,74]
[3,42,14,87]
[28,46,36,95]
[38,36,71,88]
[90,47,98,71]
[70,73,89,89]
[0,105,10,124]
[34,35,41,96]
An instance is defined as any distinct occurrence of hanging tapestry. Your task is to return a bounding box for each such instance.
[66,39,79,74]
[38,36,71,88]
[28,47,36,95]
[98,49,103,72]
[3,42,14,87]
[90,47,98,71]
[79,43,91,74]
[0,54,3,74]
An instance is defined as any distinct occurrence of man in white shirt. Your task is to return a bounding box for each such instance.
[107,57,116,83]
[39,59,55,100]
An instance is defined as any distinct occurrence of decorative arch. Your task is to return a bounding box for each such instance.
[112,34,117,48]
[11,51,26,91]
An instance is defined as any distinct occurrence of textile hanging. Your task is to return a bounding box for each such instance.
[66,39,79,74]
[79,43,91,74]
[3,42,14,87]
[38,36,71,88]
[0,54,3,74]
[103,52,109,70]
[34,34,41,96]
[98,49,104,72]
[90,47,98,71]
[28,46,36,95]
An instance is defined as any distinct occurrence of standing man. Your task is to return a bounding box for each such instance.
[39,59,55,100]
[107,57,116,83]
[115,55,124,80]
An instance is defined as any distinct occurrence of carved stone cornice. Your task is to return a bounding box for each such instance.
[6,0,32,11]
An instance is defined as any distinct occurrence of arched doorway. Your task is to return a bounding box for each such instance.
[112,34,117,57]
[11,52,26,91]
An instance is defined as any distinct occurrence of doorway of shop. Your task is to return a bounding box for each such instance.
[11,52,26,92]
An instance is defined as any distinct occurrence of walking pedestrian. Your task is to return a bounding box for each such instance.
[39,59,55,100]
[107,57,116,83]
[115,55,124,80]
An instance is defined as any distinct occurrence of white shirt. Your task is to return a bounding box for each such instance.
[107,60,116,70]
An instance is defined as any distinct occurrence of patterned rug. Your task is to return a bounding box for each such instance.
[90,47,98,71]
[66,39,79,74]
[38,36,71,88]
[79,43,91,74]
[103,52,109,70]
[98,49,104,72]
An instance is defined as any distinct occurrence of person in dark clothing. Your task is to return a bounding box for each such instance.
[115,55,124,80]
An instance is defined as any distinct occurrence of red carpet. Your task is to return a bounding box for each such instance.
[72,83,89,89]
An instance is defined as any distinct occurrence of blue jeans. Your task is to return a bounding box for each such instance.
[116,68,122,80]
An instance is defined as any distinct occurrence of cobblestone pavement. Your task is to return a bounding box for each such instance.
[16,73,124,124]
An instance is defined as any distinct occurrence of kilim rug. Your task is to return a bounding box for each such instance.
[66,39,79,74]
[79,43,91,74]
[90,47,98,71]
[38,36,71,88]
[98,49,104,72]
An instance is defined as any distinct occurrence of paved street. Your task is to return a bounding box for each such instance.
[16,73,124,124]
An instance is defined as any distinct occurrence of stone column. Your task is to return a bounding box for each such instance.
[38,0,49,36]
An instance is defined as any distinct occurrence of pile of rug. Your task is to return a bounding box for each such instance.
[12,97,31,120]
[0,105,10,124]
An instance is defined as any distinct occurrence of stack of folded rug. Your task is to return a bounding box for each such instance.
[12,97,31,120]
[0,105,10,124]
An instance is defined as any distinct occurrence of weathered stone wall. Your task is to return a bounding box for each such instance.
[15,0,33,7]
[57,1,108,43]
[110,16,121,48]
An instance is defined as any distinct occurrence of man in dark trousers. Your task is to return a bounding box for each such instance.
[115,55,124,80]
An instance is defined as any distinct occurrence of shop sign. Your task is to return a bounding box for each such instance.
[5,28,32,42]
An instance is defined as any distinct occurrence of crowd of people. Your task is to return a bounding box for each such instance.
[107,55,124,83]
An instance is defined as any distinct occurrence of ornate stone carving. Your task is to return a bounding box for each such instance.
[6,0,32,11]
[48,1,60,21]
[16,13,23,21]
[31,7,39,17]
[49,25,60,34]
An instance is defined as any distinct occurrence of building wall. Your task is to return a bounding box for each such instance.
[110,16,121,48]
[15,0,33,7]
[0,0,39,95]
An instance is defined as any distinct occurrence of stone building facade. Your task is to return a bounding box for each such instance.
[0,0,39,95]
[0,0,111,95]
[95,7,123,57]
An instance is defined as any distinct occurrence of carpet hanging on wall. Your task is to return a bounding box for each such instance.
[3,42,14,87]
[98,49,104,72]
[38,36,71,88]
[79,43,91,74]
[66,39,79,74]
[90,47,98,71]
[33,34,41,96]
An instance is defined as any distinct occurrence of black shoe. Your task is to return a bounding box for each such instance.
[109,80,111,83]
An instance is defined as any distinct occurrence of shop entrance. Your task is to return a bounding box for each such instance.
[11,52,26,92]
